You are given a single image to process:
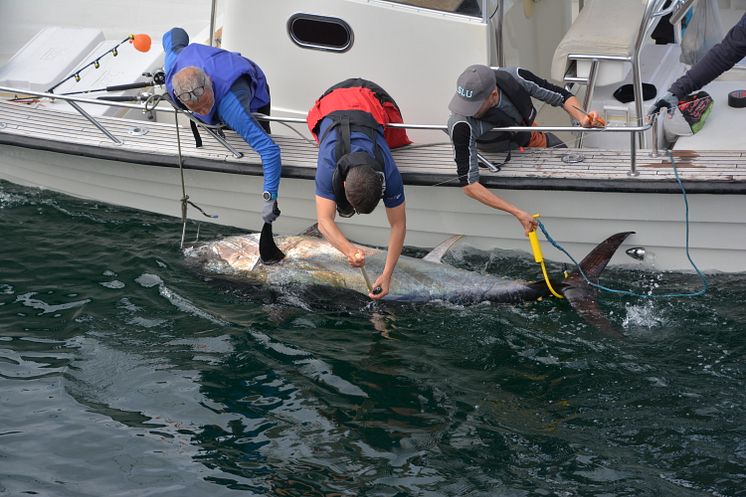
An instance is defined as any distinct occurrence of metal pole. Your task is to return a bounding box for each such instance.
[632,0,659,149]
[67,100,122,144]
[200,125,244,159]
[496,0,505,67]
[628,130,639,176]
[649,112,660,158]
[577,58,599,148]
[209,0,218,47]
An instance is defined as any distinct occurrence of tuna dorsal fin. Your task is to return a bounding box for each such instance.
[298,223,323,238]
[422,234,463,264]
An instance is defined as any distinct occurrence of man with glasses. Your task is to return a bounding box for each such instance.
[307,79,410,300]
[162,27,281,225]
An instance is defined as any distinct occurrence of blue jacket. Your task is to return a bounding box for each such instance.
[670,13,746,98]
[163,28,280,197]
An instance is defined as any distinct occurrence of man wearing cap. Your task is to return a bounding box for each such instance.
[448,64,604,234]
[307,78,411,300]
[650,13,746,116]
[162,27,282,226]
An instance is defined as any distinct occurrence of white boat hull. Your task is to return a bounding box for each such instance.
[2,144,743,273]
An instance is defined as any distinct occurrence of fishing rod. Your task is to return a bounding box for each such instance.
[58,69,166,97]
[60,80,153,96]
[47,33,152,94]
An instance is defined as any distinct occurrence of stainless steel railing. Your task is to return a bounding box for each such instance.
[560,0,692,150]
[1,84,655,176]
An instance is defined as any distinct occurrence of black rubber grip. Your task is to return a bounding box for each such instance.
[105,81,152,92]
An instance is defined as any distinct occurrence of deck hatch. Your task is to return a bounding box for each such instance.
[287,14,353,53]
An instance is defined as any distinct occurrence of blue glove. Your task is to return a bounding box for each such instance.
[261,199,280,224]
[648,92,679,116]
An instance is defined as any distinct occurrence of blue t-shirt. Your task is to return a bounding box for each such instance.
[315,117,405,209]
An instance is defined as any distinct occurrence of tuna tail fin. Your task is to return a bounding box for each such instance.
[561,231,635,336]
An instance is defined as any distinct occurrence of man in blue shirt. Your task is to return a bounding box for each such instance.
[307,79,410,300]
[162,27,281,225]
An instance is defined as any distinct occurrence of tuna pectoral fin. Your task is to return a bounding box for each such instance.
[259,222,285,264]
[422,234,464,264]
[562,232,635,337]
[298,223,323,238]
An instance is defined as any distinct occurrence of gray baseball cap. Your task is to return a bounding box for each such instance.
[448,64,497,116]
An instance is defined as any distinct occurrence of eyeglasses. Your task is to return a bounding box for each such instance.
[176,85,206,103]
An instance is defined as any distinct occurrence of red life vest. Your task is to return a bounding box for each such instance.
[307,79,412,149]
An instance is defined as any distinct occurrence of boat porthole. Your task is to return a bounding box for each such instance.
[0,122,6,129]
[287,14,353,53]
[128,126,149,136]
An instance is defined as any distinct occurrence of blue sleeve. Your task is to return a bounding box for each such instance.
[217,89,282,197]
[670,14,746,98]
[381,141,405,209]
[315,137,337,201]
[316,117,337,202]
[162,27,189,76]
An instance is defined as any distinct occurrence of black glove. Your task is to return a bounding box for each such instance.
[261,199,280,224]
[648,92,679,116]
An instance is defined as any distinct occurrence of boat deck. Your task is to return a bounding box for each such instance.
[1,99,745,194]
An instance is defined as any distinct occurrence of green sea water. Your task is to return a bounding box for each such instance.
[1,180,744,496]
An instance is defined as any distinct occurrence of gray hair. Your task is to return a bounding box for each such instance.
[172,66,210,98]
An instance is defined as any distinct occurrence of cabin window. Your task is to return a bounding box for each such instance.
[287,14,353,52]
[384,0,483,17]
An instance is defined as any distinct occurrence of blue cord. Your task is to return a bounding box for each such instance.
[538,149,707,299]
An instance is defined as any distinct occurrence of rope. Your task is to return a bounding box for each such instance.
[536,149,707,298]
[166,96,217,249]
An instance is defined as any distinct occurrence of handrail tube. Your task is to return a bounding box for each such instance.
[632,0,664,148]
[0,85,652,133]
[629,129,638,176]
[567,54,632,62]
[670,0,696,24]
[564,76,591,84]
[209,0,218,47]
[66,100,122,144]
[200,125,243,159]
[495,0,505,67]
[578,59,599,148]
[2,84,652,174]
[649,112,660,157]
[387,123,652,132]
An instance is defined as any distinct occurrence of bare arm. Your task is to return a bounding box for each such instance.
[315,195,365,267]
[370,202,406,300]
[463,182,537,235]
[563,96,605,128]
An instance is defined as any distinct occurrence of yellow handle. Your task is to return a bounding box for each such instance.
[528,230,543,263]
[527,214,563,299]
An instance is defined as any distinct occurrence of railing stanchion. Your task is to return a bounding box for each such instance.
[649,112,660,158]
[628,129,639,177]
[67,100,122,144]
